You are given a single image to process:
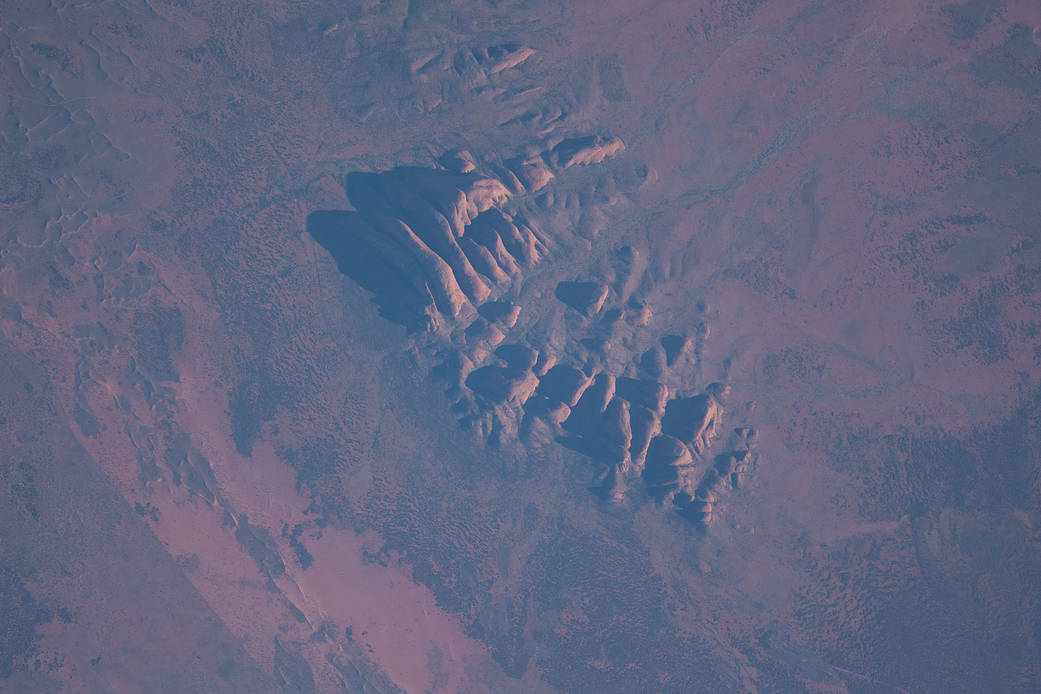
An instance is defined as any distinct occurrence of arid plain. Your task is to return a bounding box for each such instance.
[2,0,1041,692]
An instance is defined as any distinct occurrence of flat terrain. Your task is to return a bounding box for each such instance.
[2,0,1040,692]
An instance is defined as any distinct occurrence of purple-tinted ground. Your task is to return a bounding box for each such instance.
[2,0,1040,692]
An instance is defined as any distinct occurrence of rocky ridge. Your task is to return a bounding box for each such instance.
[308,138,757,528]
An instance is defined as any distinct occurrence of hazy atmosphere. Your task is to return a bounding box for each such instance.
[2,0,1041,691]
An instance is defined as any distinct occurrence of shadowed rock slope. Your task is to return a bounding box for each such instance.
[309,140,757,529]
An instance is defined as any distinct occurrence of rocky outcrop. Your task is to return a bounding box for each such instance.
[550,136,625,169]
[307,142,757,534]
[437,149,477,174]
[673,446,754,529]
[555,281,608,317]
[466,365,538,406]
[478,300,521,327]
[309,165,545,331]
[534,364,590,406]
[615,377,667,413]
[309,138,628,331]
[639,345,667,378]
[628,404,659,466]
[642,435,693,499]
[523,395,571,426]
[661,393,722,456]
[660,335,689,366]
[464,318,506,347]
[563,373,615,435]
[496,343,539,374]
[485,45,536,74]
[503,156,554,192]
[450,43,535,81]
[584,397,631,464]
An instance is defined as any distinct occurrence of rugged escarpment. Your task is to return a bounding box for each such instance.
[309,140,756,528]
[308,166,540,330]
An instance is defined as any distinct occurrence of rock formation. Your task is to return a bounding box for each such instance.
[308,141,757,532]
[660,393,722,456]
[555,281,609,317]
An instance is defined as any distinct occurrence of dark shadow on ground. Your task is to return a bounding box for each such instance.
[306,209,429,331]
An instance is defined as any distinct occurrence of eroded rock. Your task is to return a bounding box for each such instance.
[615,377,667,413]
[660,394,722,455]
[496,343,539,374]
[478,300,521,327]
[642,434,692,499]
[660,334,689,366]
[551,135,625,169]
[555,281,608,316]
[563,372,614,435]
[535,364,590,406]
[466,366,538,406]
[437,149,476,174]
[640,345,666,378]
